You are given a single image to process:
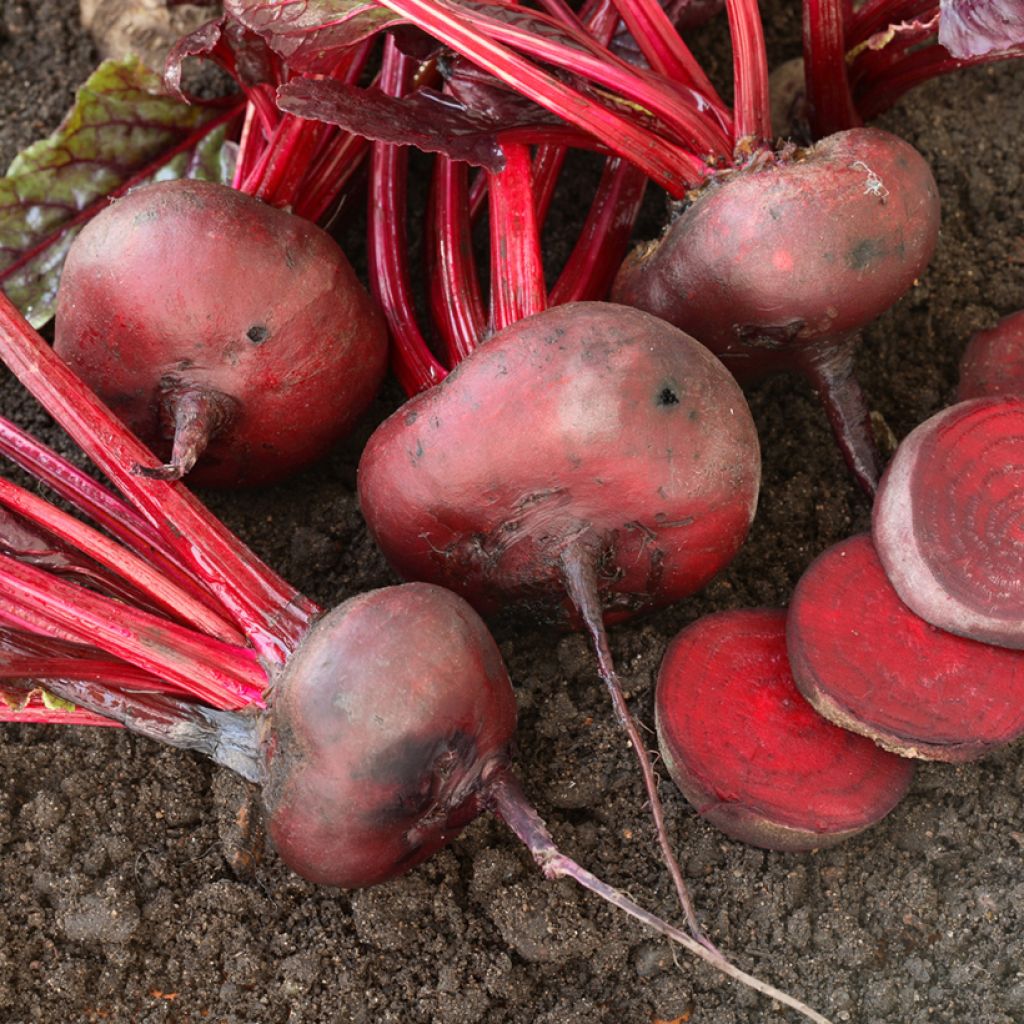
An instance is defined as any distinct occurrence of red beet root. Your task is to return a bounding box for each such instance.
[656,608,914,850]
[873,396,1024,649]
[358,302,760,624]
[55,179,387,488]
[957,310,1024,401]
[358,299,759,938]
[612,127,940,494]
[788,534,1024,762]
[263,583,517,888]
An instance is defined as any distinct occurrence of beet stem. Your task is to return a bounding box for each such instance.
[560,540,709,946]
[132,385,238,483]
[39,675,262,781]
[428,155,487,364]
[724,0,773,144]
[487,767,833,1024]
[369,38,449,396]
[0,475,243,644]
[0,414,221,612]
[488,141,548,332]
[798,337,881,496]
[549,157,648,306]
[608,0,727,106]
[0,552,266,708]
[802,0,861,137]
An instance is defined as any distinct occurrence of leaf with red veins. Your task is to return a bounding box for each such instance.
[224,0,402,72]
[939,0,1024,58]
[0,57,234,328]
[278,77,536,170]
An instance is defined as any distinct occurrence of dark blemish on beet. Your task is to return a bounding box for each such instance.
[657,386,680,407]
[246,324,270,345]
[768,207,782,221]
[847,237,886,271]
[404,410,419,426]
[688,408,699,421]
[284,248,297,270]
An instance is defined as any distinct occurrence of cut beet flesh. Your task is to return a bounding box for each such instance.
[656,608,914,851]
[788,534,1024,762]
[873,396,1024,649]
[957,310,1024,401]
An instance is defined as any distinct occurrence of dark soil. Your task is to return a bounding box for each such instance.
[2,2,1023,1022]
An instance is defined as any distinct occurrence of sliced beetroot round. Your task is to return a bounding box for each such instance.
[873,396,1024,649]
[957,310,1024,401]
[788,533,1024,762]
[656,608,914,851]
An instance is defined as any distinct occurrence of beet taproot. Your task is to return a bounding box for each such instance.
[612,127,940,494]
[54,179,387,487]
[957,309,1024,401]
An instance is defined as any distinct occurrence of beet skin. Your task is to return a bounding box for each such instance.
[262,583,517,888]
[357,302,761,623]
[55,179,387,487]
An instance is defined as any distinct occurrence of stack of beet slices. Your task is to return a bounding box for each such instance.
[656,395,1024,850]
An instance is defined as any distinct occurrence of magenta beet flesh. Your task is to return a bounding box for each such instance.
[873,397,1024,649]
[788,534,1024,761]
[55,179,387,488]
[656,608,914,851]
[357,302,760,624]
[262,583,517,888]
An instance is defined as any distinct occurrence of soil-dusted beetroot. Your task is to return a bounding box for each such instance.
[54,179,387,488]
[788,533,1024,762]
[612,127,940,493]
[873,396,1024,649]
[262,582,517,888]
[358,301,761,624]
[656,608,915,851]
[957,310,1024,400]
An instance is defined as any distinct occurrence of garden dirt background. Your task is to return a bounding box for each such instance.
[1,2,1023,1022]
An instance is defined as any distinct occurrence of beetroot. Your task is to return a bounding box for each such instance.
[54,179,387,487]
[656,608,915,850]
[957,310,1024,400]
[612,127,940,493]
[358,301,760,623]
[873,396,1024,649]
[788,533,1024,762]
[263,583,517,888]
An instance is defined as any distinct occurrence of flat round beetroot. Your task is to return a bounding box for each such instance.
[656,609,914,851]
[873,397,1024,649]
[358,301,760,625]
[788,534,1024,761]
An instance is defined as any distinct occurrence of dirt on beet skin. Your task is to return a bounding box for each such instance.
[1,2,1023,1022]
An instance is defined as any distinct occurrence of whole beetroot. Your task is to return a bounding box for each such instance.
[613,127,940,493]
[55,179,387,488]
[358,301,760,624]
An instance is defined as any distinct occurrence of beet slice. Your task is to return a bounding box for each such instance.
[957,310,1024,401]
[656,608,914,851]
[788,534,1024,761]
[873,396,1024,649]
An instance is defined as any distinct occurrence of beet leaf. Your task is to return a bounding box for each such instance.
[0,57,237,327]
[939,0,1024,58]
